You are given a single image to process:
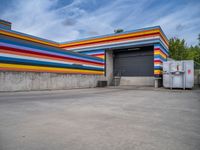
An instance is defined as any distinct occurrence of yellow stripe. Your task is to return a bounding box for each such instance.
[0,30,59,47]
[154,51,166,55]
[0,63,104,75]
[154,70,162,74]
[96,55,105,59]
[61,29,168,47]
[154,52,167,58]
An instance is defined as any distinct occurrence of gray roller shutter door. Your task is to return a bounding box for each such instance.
[114,48,154,76]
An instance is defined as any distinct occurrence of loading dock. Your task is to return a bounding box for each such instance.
[113,46,154,76]
[61,26,169,87]
[106,45,155,86]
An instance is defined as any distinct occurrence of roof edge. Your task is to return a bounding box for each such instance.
[0,25,168,47]
[59,26,168,45]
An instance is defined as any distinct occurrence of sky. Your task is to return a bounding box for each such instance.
[0,0,200,45]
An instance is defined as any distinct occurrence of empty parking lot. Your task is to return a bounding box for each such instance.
[0,87,200,150]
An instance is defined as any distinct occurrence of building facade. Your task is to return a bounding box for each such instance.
[0,19,168,91]
[60,26,169,86]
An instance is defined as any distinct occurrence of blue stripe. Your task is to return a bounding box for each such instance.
[0,56,104,71]
[154,54,166,61]
[154,55,167,61]
[154,66,162,69]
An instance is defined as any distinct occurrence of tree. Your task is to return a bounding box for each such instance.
[186,45,200,63]
[169,37,187,60]
[114,29,124,34]
[168,36,200,64]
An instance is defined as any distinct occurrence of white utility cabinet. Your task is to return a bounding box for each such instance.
[163,60,194,89]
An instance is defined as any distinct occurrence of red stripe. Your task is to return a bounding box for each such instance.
[154,60,162,63]
[92,54,104,56]
[0,45,104,65]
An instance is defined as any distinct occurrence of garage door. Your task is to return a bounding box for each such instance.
[113,46,154,76]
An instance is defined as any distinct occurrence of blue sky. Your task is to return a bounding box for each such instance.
[0,0,200,45]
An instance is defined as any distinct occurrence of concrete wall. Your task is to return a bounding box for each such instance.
[105,50,114,85]
[0,71,105,92]
[120,77,154,86]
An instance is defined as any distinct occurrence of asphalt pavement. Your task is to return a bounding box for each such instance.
[0,87,200,150]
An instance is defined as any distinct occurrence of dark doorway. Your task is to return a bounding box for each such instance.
[113,46,154,76]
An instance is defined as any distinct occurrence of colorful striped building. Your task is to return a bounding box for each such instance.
[59,26,169,78]
[0,19,104,75]
[0,19,168,89]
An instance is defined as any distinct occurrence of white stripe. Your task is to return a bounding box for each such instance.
[154,64,163,67]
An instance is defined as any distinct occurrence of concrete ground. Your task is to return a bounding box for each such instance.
[0,87,200,150]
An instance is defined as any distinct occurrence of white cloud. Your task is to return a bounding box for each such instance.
[1,0,200,45]
[148,2,200,46]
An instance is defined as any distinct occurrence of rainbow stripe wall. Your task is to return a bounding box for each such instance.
[0,21,168,77]
[0,28,104,75]
[154,43,169,77]
[60,26,169,77]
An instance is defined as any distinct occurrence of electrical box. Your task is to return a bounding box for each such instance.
[163,60,194,89]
